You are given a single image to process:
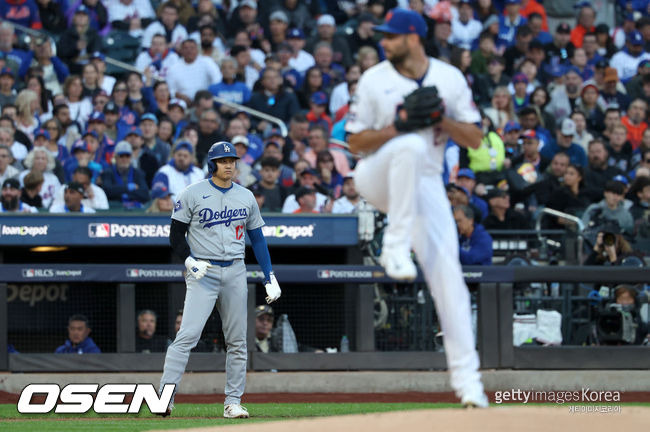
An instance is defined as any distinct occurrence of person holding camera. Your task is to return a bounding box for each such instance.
[596,285,649,345]
[583,223,634,265]
[582,180,635,235]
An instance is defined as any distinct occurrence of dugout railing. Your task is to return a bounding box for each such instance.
[1,265,648,373]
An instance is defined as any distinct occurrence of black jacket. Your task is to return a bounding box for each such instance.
[247,90,301,124]
[100,165,150,204]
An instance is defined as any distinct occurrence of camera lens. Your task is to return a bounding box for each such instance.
[603,232,616,246]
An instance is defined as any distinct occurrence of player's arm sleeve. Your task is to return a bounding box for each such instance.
[446,68,482,125]
[344,73,375,134]
[247,227,272,281]
[169,219,191,261]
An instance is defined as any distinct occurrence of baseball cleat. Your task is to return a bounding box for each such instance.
[461,391,489,408]
[224,404,250,418]
[155,402,174,417]
[379,250,417,281]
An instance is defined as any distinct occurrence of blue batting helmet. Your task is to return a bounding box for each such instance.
[207,141,239,173]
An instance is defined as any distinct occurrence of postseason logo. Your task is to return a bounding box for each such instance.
[17,384,175,414]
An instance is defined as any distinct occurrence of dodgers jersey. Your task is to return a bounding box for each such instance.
[345,58,481,174]
[172,179,264,260]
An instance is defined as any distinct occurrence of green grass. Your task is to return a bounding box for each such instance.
[0,402,452,432]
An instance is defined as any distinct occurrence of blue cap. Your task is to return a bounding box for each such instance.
[141,113,158,124]
[300,168,319,177]
[287,28,305,39]
[504,121,521,133]
[505,0,521,4]
[310,91,328,105]
[612,174,629,186]
[34,128,50,140]
[125,126,142,137]
[628,30,644,46]
[75,4,89,14]
[544,63,566,78]
[174,141,194,154]
[88,111,105,123]
[151,183,172,199]
[71,139,88,153]
[564,65,582,76]
[0,67,14,78]
[90,51,106,61]
[512,73,528,84]
[83,130,98,140]
[457,168,475,180]
[574,1,593,9]
[639,59,650,69]
[373,8,427,38]
[264,127,282,140]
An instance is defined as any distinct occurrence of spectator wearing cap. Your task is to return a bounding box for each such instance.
[225,0,260,39]
[503,25,533,77]
[231,135,255,187]
[103,101,128,143]
[306,14,353,68]
[511,128,551,183]
[0,67,16,108]
[607,122,634,173]
[498,0,528,48]
[450,0,482,50]
[455,168,489,220]
[332,173,363,214]
[247,67,300,125]
[502,121,522,159]
[624,59,650,101]
[575,83,605,134]
[546,66,583,124]
[20,170,44,208]
[544,23,575,67]
[100,141,149,208]
[292,186,319,213]
[63,139,102,183]
[56,6,101,74]
[0,177,37,213]
[249,157,288,212]
[85,112,115,166]
[166,39,221,104]
[141,2,188,51]
[347,12,382,58]
[152,141,203,202]
[135,34,180,82]
[267,10,289,51]
[601,68,631,112]
[570,1,596,48]
[50,180,96,213]
[282,167,329,213]
[511,73,530,111]
[541,118,587,166]
[473,55,510,107]
[621,98,648,151]
[122,126,159,185]
[222,117,257,164]
[287,28,315,74]
[454,204,493,265]
[65,0,109,35]
[146,178,174,213]
[140,112,170,167]
[51,165,108,211]
[166,99,188,142]
[610,30,650,83]
[306,91,333,132]
[483,188,530,230]
[582,179,635,234]
[251,137,294,186]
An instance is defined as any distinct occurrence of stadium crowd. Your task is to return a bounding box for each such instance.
[0,0,649,259]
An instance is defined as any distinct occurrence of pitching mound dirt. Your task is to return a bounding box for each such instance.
[150,406,650,432]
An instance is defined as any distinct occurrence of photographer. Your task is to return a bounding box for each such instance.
[583,224,634,265]
[596,285,648,345]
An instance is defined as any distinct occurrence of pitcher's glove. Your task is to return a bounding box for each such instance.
[394,86,445,132]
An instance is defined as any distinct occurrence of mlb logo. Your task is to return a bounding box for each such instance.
[127,269,139,277]
[22,269,35,277]
[88,223,110,238]
[318,270,331,279]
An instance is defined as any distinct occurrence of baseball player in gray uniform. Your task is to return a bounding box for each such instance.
[159,141,281,419]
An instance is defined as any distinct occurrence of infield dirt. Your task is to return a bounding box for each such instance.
[151,406,650,432]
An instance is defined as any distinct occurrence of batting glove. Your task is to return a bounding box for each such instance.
[185,257,212,280]
[264,272,281,304]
